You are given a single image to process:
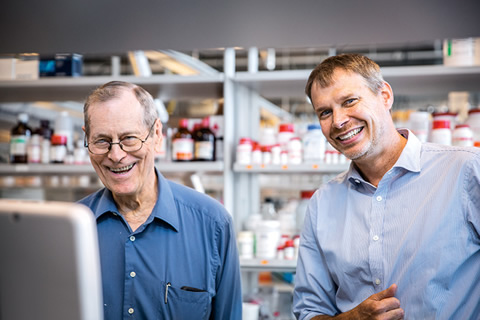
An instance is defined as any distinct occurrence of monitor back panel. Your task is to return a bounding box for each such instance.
[0,199,103,320]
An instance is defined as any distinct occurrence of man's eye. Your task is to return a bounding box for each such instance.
[318,109,332,119]
[94,139,110,146]
[121,136,139,146]
[344,98,357,106]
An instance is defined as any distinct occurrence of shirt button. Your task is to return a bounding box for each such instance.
[128,308,134,314]
[373,235,379,241]
[375,279,381,285]
[130,236,136,242]
[354,179,360,184]
[376,196,382,202]
[130,271,136,278]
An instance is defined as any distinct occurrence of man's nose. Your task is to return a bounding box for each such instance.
[332,109,349,129]
[107,143,127,161]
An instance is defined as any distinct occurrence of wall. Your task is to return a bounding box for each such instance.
[1,0,479,54]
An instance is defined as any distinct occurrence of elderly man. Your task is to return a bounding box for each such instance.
[79,81,242,320]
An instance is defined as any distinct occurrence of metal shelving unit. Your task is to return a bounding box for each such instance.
[0,161,224,176]
[234,65,480,98]
[240,258,297,273]
[0,74,225,102]
[233,162,349,173]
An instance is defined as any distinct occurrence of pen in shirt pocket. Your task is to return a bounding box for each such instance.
[165,283,206,304]
[165,282,171,304]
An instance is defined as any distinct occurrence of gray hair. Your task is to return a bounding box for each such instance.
[84,81,158,136]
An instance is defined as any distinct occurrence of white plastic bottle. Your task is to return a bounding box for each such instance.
[430,120,452,145]
[288,137,303,164]
[303,124,326,162]
[408,111,431,143]
[452,124,474,147]
[236,137,253,164]
[55,111,73,152]
[465,109,480,147]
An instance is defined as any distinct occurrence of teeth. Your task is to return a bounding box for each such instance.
[110,164,134,172]
[339,128,362,141]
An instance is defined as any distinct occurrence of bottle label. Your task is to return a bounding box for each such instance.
[10,135,28,155]
[172,138,194,160]
[195,141,214,160]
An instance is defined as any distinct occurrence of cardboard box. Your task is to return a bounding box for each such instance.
[0,58,15,80]
[55,53,83,77]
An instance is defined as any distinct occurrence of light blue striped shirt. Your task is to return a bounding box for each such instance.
[293,130,480,319]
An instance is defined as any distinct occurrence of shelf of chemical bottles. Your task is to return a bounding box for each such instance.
[0,74,225,102]
[0,161,224,176]
[233,162,349,173]
[233,65,480,98]
[240,258,297,273]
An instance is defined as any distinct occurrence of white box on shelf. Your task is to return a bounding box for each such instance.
[15,58,39,80]
[0,58,15,80]
[443,38,480,67]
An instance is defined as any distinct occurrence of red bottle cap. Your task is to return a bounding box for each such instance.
[51,134,67,145]
[279,123,294,133]
[433,120,450,129]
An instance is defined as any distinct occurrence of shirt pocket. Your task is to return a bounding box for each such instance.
[159,281,211,320]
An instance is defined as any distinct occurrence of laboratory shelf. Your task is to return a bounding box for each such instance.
[0,74,225,102]
[240,258,297,273]
[233,162,349,173]
[0,161,224,176]
[234,65,480,98]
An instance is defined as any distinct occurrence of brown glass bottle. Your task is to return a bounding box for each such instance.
[10,113,32,163]
[171,118,194,161]
[194,117,215,161]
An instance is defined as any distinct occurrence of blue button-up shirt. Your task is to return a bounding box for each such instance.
[79,169,242,320]
[293,130,480,319]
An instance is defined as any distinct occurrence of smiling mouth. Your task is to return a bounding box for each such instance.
[338,127,363,141]
[109,163,135,174]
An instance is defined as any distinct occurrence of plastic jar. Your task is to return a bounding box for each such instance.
[432,112,457,130]
[271,144,281,165]
[255,220,281,259]
[262,145,272,165]
[288,137,303,164]
[408,111,431,143]
[252,144,262,164]
[55,111,73,152]
[236,137,253,164]
[50,134,68,163]
[303,124,326,162]
[466,109,480,146]
[430,120,452,145]
[27,133,41,163]
[277,123,294,149]
[284,240,295,260]
[237,231,254,259]
[452,124,474,147]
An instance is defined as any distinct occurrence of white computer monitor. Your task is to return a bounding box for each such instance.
[0,199,103,320]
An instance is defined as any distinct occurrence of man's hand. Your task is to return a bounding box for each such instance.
[313,284,404,320]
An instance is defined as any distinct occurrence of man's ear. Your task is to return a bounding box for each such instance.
[380,81,394,111]
[153,120,163,153]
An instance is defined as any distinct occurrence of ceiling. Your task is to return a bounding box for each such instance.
[1,0,479,55]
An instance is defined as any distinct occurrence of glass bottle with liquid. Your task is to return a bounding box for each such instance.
[194,117,215,161]
[172,118,194,161]
[10,113,32,163]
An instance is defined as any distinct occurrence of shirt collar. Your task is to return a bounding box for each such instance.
[347,128,422,185]
[93,168,180,232]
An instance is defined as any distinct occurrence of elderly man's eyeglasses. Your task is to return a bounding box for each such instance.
[84,122,156,155]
